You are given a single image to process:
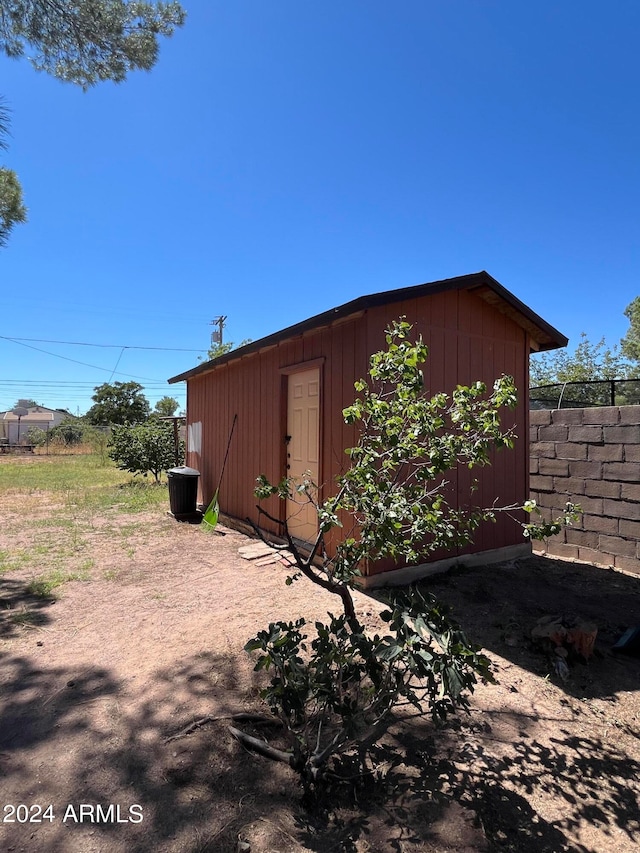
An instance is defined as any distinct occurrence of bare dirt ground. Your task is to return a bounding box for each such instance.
[1,489,639,852]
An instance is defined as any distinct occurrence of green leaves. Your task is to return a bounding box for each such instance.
[0,101,27,248]
[0,166,27,247]
[86,381,150,427]
[108,420,182,482]
[531,330,636,386]
[154,396,180,417]
[0,1,186,88]
[245,584,494,776]
[254,474,279,500]
[325,322,520,582]
[621,297,640,364]
[245,620,310,725]
[522,500,582,541]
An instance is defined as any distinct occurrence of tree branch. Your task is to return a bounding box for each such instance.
[251,503,357,620]
[228,726,295,766]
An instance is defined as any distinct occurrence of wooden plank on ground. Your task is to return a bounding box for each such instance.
[254,555,279,567]
[238,543,277,560]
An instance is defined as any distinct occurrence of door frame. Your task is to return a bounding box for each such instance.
[279,358,325,533]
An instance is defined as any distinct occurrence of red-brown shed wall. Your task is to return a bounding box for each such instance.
[363,288,529,575]
[185,315,366,542]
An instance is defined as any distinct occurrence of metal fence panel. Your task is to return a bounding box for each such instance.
[530,380,640,409]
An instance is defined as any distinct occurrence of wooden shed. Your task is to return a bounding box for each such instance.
[169,271,567,586]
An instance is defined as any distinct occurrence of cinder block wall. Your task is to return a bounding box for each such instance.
[530,406,640,574]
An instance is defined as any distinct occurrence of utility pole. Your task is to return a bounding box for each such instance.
[210,316,227,348]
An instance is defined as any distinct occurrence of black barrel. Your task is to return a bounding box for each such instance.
[167,466,200,516]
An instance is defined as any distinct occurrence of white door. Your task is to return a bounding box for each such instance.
[287,368,320,543]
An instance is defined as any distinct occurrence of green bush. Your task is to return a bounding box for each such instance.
[108,421,184,482]
[26,427,47,447]
[48,417,86,446]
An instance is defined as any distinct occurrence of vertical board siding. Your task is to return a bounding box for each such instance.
[365,289,528,571]
[184,287,531,577]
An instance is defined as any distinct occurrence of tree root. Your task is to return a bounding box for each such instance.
[164,712,277,744]
[228,725,295,766]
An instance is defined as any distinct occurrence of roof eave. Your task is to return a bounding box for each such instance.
[168,271,567,383]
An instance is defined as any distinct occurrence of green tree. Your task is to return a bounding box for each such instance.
[621,296,640,364]
[12,397,38,409]
[0,99,26,247]
[85,381,150,426]
[154,396,180,417]
[84,425,110,464]
[530,333,633,386]
[0,163,26,246]
[232,320,578,783]
[0,1,185,247]
[108,420,183,481]
[199,338,253,363]
[0,1,186,88]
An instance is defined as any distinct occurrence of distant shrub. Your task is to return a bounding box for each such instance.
[26,427,47,447]
[108,421,183,482]
[48,417,85,446]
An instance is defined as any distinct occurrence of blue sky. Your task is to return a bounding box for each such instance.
[1,0,639,415]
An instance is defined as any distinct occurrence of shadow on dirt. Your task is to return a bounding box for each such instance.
[408,554,640,700]
[294,706,640,853]
[0,577,55,638]
[1,647,638,853]
[2,556,640,852]
[393,713,639,852]
[0,655,117,751]
[0,649,296,853]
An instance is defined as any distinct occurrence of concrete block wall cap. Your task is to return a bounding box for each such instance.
[551,409,584,425]
[619,406,640,424]
[582,407,621,425]
[530,410,551,425]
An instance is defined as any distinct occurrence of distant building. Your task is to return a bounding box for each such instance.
[0,406,75,445]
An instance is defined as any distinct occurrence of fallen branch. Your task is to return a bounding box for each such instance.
[164,712,277,744]
[229,725,295,766]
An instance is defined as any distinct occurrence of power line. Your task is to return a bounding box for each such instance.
[0,382,184,395]
[0,335,208,353]
[0,336,162,381]
[107,346,126,383]
[0,379,185,408]
[0,295,212,326]
[0,380,179,388]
